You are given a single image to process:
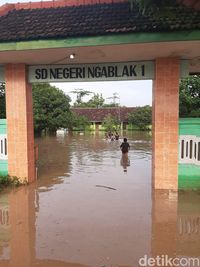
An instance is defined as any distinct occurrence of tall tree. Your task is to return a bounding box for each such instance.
[86,93,105,108]
[70,89,92,106]
[0,83,6,119]
[33,83,72,134]
[128,105,152,130]
[179,75,200,117]
[102,114,120,132]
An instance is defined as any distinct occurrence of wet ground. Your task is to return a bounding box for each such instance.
[0,131,200,267]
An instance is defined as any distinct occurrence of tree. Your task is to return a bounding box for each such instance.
[33,83,72,134]
[102,114,120,132]
[70,113,90,130]
[128,105,152,130]
[0,83,6,119]
[129,0,198,16]
[86,93,105,108]
[70,89,92,106]
[179,75,200,118]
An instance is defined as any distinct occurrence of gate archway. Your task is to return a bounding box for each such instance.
[0,0,199,190]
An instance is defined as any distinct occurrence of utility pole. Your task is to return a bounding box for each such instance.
[107,92,120,107]
[107,92,121,128]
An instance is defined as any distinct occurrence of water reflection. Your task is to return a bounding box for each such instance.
[120,154,130,173]
[0,131,199,267]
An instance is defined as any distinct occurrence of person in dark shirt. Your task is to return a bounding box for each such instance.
[120,138,130,155]
[115,132,120,140]
[120,138,130,172]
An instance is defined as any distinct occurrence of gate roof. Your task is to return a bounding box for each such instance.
[0,0,199,73]
[0,1,199,42]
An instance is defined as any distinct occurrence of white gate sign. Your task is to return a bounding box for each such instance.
[28,61,155,83]
[0,60,189,83]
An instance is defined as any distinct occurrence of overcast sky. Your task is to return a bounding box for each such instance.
[51,81,152,107]
[1,0,152,106]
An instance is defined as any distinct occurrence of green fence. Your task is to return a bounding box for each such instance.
[0,119,8,176]
[178,118,200,190]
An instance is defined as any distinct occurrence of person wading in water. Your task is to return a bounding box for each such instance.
[120,138,130,172]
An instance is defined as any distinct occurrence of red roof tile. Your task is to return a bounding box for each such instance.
[71,107,136,122]
[0,1,199,43]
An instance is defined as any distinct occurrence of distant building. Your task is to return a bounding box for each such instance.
[71,107,136,130]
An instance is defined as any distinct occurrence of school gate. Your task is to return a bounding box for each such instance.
[0,0,199,190]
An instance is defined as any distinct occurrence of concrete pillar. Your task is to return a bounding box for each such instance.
[5,64,35,183]
[152,58,180,190]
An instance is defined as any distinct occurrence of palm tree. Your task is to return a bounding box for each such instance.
[70,89,92,105]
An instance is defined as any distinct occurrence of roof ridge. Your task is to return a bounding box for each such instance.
[0,0,126,17]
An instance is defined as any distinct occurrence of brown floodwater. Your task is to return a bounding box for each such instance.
[0,131,200,267]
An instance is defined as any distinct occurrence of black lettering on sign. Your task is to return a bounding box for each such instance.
[63,68,69,79]
[122,65,129,77]
[35,69,41,79]
[32,63,151,81]
[56,68,63,79]
[95,67,102,78]
[141,65,145,76]
[115,66,121,77]
[82,68,86,78]
[76,67,84,79]
[101,67,107,78]
[108,66,115,77]
[88,67,95,78]
[49,68,57,79]
[129,65,137,76]
[41,69,48,79]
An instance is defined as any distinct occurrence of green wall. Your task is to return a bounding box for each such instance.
[179,118,200,137]
[0,119,6,134]
[178,118,200,190]
[0,119,8,176]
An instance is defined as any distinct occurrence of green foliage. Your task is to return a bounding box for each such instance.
[70,113,90,130]
[0,175,22,190]
[0,83,6,119]
[71,89,92,106]
[103,103,119,108]
[73,93,105,108]
[179,75,200,118]
[102,114,120,132]
[33,83,72,134]
[0,175,10,186]
[128,105,152,130]
[86,93,105,108]
[129,0,184,18]
[130,0,176,12]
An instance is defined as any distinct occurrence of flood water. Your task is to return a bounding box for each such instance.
[0,131,200,267]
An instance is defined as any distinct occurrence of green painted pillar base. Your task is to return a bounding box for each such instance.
[178,164,200,190]
[0,160,8,176]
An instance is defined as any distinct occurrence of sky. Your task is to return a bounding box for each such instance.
[51,81,152,107]
[1,0,152,107]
